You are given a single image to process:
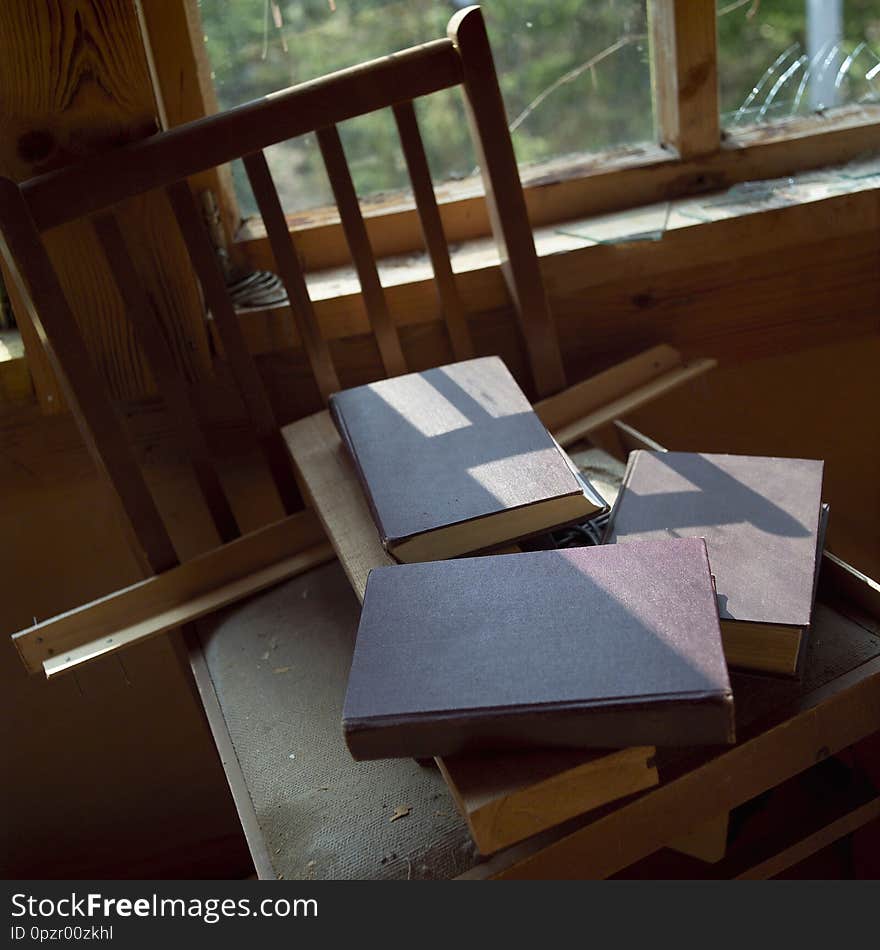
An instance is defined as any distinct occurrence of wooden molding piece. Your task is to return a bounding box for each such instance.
[12,510,333,677]
[534,344,716,446]
[438,746,658,856]
[535,344,682,432]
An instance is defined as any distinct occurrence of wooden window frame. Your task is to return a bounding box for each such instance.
[139,0,880,274]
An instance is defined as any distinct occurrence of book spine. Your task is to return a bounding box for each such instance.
[344,694,735,760]
[329,396,393,552]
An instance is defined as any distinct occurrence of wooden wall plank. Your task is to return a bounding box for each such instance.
[0,0,212,405]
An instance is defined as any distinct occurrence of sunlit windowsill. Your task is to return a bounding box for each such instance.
[231,104,880,277]
[223,149,880,358]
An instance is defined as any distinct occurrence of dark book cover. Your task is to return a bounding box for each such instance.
[343,539,734,760]
[329,357,606,562]
[604,451,825,674]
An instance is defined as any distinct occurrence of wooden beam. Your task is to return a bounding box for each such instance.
[12,510,333,677]
[650,0,720,158]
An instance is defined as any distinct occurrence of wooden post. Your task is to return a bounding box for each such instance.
[650,0,720,158]
[0,0,213,407]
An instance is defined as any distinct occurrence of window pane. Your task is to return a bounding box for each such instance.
[198,0,651,216]
[718,0,880,129]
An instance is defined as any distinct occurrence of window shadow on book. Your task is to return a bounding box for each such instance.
[345,542,731,744]
[618,453,812,539]
[355,366,579,537]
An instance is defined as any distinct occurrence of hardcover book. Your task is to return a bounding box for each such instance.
[343,540,734,760]
[329,357,606,562]
[604,451,826,676]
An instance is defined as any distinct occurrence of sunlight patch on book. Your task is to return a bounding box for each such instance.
[439,363,523,419]
[367,374,472,437]
[467,449,565,507]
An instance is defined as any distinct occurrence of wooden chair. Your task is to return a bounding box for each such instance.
[0,6,565,585]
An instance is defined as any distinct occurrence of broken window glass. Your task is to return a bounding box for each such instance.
[718,0,880,129]
[198,0,652,216]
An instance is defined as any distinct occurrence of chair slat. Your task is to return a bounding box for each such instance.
[165,180,302,515]
[0,180,177,574]
[392,101,474,362]
[315,125,407,378]
[243,151,340,402]
[93,213,240,544]
[449,7,567,397]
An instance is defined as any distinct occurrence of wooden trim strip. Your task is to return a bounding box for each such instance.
[243,150,340,402]
[93,213,240,543]
[21,39,463,232]
[12,510,333,677]
[651,0,720,159]
[316,125,407,377]
[545,357,717,448]
[392,101,474,362]
[534,344,684,432]
[166,180,302,513]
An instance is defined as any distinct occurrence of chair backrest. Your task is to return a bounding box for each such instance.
[0,5,566,572]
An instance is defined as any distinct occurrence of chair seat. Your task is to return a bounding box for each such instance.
[199,560,479,880]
